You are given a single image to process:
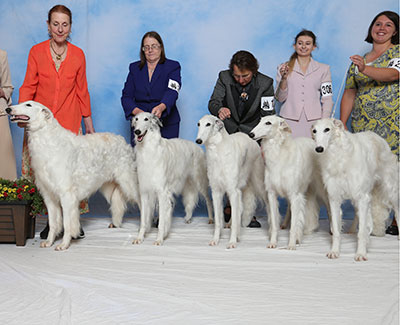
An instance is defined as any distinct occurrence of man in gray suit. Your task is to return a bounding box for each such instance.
[208,50,275,227]
[209,50,275,135]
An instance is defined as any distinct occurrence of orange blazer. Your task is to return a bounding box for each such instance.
[19,39,91,134]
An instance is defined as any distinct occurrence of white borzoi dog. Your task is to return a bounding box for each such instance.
[7,101,140,250]
[132,112,213,245]
[312,118,399,261]
[196,115,267,248]
[249,115,322,249]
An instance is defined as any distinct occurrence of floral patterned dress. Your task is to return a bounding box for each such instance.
[345,44,399,158]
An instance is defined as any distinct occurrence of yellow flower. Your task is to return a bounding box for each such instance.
[3,187,8,191]
[24,185,29,189]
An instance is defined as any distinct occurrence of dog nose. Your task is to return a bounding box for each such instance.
[195,139,202,144]
[134,129,141,135]
[5,107,11,114]
[315,146,324,153]
[248,132,255,138]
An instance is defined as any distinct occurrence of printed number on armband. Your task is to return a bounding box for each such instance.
[388,58,400,72]
[261,96,274,111]
[168,79,180,92]
[320,82,333,97]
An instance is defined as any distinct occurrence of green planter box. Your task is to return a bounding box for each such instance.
[0,200,36,246]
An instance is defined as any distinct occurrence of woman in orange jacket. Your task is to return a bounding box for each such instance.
[19,4,95,239]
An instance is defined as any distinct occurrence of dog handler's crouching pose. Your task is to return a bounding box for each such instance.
[208,50,275,227]
[18,5,95,239]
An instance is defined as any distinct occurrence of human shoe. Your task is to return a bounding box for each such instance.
[386,225,399,236]
[248,216,261,228]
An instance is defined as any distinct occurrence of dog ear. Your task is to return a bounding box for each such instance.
[332,118,344,131]
[41,108,52,120]
[279,120,292,134]
[151,114,163,128]
[215,119,224,131]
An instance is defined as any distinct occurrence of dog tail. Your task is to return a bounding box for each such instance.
[100,182,127,228]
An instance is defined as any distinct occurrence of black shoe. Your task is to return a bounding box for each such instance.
[224,205,231,223]
[40,223,50,239]
[386,225,399,236]
[152,217,159,228]
[248,217,261,228]
[40,222,85,239]
[73,227,85,240]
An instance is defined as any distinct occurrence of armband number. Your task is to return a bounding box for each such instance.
[168,79,180,92]
[320,82,333,97]
[261,96,274,111]
[387,58,400,72]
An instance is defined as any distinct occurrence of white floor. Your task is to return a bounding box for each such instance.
[0,208,399,325]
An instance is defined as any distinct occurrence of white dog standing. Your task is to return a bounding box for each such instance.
[7,101,140,250]
[196,115,267,248]
[312,118,399,261]
[132,112,213,245]
[249,115,322,249]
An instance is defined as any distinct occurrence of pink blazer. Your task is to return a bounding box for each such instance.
[275,58,333,121]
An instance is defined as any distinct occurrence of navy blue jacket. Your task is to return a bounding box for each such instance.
[121,59,181,143]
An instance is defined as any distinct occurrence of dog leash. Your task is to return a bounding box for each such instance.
[330,63,353,118]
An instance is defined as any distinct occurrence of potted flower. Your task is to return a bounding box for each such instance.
[0,177,45,245]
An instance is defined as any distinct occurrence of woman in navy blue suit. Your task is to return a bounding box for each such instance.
[121,31,181,145]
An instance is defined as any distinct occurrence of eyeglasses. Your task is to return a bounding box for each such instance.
[142,44,161,52]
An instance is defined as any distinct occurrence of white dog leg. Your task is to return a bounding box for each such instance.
[267,192,280,248]
[154,192,173,245]
[56,195,80,251]
[134,193,154,244]
[288,193,306,249]
[209,190,224,246]
[200,187,214,224]
[354,195,372,261]
[182,184,198,224]
[40,196,62,248]
[327,200,342,259]
[227,189,242,249]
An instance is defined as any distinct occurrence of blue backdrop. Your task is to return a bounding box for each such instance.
[1,0,398,176]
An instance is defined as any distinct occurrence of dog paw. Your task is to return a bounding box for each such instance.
[108,223,117,228]
[226,242,237,249]
[55,243,70,251]
[267,242,277,249]
[153,240,163,246]
[209,240,218,246]
[208,219,214,224]
[287,245,297,250]
[40,241,52,248]
[184,218,192,224]
[132,238,143,245]
[327,251,340,259]
[354,254,368,262]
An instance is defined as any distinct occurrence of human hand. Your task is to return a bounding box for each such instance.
[279,63,289,80]
[83,116,95,134]
[151,103,166,119]
[350,55,365,73]
[218,107,231,120]
[17,122,28,128]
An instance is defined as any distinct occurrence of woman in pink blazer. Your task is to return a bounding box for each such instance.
[275,30,333,138]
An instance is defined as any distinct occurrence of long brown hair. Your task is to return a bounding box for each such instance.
[139,31,166,69]
[287,29,317,74]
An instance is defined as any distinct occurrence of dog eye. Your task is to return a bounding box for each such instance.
[324,128,330,132]
[135,117,138,121]
[206,123,210,127]
[312,129,316,133]
[26,103,32,107]
[144,118,148,121]
[265,122,271,125]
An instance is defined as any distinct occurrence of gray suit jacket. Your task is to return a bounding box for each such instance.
[208,70,275,134]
